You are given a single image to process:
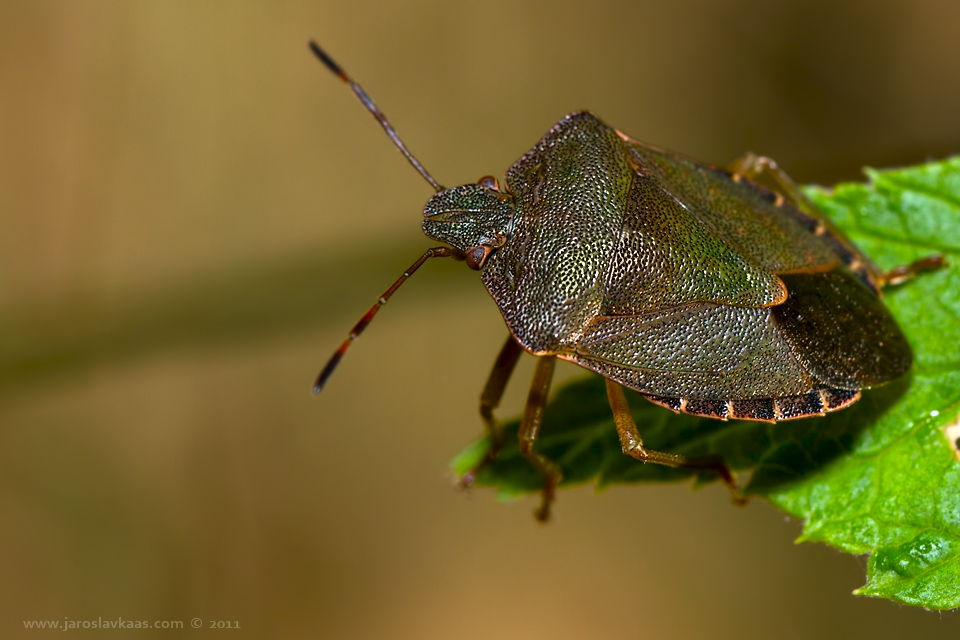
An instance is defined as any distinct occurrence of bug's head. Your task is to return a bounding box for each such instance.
[422,178,514,270]
[308,42,516,392]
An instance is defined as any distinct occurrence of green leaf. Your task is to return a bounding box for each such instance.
[452,157,960,610]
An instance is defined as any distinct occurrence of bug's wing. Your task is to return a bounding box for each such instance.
[563,267,911,399]
[562,302,813,399]
[620,136,861,278]
[603,165,790,314]
[773,268,911,388]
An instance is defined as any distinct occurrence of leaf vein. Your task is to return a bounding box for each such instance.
[880,175,960,210]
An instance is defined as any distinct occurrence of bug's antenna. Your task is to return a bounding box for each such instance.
[309,40,444,192]
[313,246,463,393]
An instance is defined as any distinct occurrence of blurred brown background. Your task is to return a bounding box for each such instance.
[2,1,960,638]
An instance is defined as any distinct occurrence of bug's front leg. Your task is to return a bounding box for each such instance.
[518,355,563,522]
[605,380,744,503]
[460,335,523,488]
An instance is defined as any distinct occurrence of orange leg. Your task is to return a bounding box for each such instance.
[729,154,946,291]
[518,356,563,522]
[878,255,947,287]
[460,335,523,488]
[605,379,744,503]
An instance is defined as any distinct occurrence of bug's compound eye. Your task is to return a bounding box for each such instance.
[477,175,500,192]
[465,245,492,270]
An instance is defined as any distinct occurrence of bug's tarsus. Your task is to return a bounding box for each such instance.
[313,246,464,393]
[308,40,444,192]
[879,254,947,288]
[605,379,745,503]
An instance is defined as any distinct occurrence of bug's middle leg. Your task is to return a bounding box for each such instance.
[727,153,816,212]
[460,335,523,488]
[726,153,878,282]
[605,379,743,501]
[518,355,563,522]
[730,153,947,288]
[877,254,947,287]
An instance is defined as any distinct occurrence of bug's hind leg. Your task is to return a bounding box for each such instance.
[729,154,947,290]
[518,355,563,522]
[606,380,744,503]
[460,335,523,488]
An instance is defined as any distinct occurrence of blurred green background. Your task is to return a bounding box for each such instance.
[2,1,960,638]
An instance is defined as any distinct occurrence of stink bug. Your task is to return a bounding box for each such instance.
[309,41,943,521]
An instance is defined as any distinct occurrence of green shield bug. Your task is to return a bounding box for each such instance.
[309,41,944,521]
